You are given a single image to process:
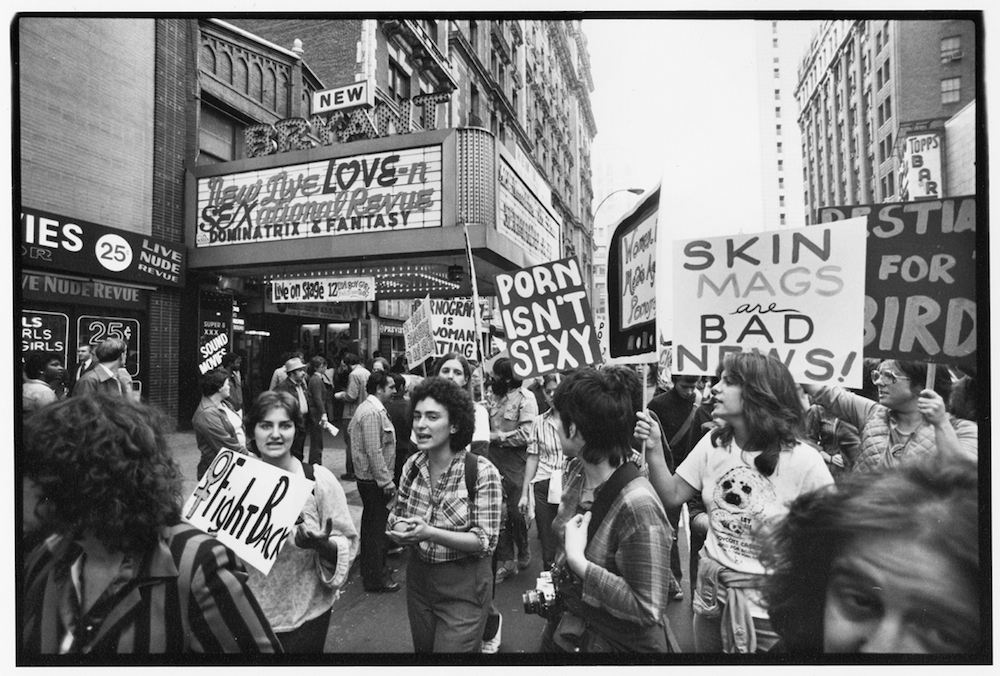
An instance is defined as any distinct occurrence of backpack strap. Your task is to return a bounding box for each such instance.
[587,460,641,542]
[464,450,478,502]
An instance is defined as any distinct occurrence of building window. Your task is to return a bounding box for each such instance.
[942,77,961,104]
[774,68,780,79]
[779,195,786,207]
[780,213,786,225]
[774,88,781,101]
[778,159,784,171]
[775,106,781,117]
[774,56,780,64]
[776,124,782,136]
[887,171,894,196]
[773,38,779,48]
[199,102,243,164]
[470,84,480,123]
[778,177,785,189]
[884,94,892,122]
[388,58,410,104]
[469,20,478,51]
[777,141,783,154]
[772,21,778,33]
[422,19,438,43]
[941,36,962,62]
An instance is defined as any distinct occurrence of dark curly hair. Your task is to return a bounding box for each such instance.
[410,377,475,452]
[22,395,182,553]
[710,351,804,477]
[244,390,304,455]
[199,368,229,397]
[759,454,980,653]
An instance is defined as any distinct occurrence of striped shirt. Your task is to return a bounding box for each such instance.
[526,409,566,483]
[22,523,280,654]
[390,450,502,564]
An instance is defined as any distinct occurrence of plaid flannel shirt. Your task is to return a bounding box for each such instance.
[348,395,396,487]
[390,450,502,563]
[552,457,672,628]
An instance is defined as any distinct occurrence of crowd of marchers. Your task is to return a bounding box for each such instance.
[20,337,981,657]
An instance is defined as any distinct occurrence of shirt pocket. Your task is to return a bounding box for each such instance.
[502,402,521,429]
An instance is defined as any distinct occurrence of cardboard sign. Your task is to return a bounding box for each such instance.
[182,450,314,575]
[607,186,661,362]
[672,220,868,387]
[494,257,602,380]
[403,295,435,370]
[819,196,976,368]
[428,297,479,360]
[271,276,376,303]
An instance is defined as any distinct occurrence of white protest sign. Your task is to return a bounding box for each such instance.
[494,256,602,380]
[271,275,375,303]
[183,450,314,575]
[672,220,867,387]
[428,297,479,360]
[403,295,435,370]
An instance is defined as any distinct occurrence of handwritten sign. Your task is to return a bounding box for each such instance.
[428,297,479,359]
[672,221,868,387]
[403,295,435,370]
[271,276,376,303]
[819,196,976,368]
[494,257,602,380]
[183,450,313,575]
[607,186,661,362]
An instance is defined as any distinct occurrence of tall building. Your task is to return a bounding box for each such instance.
[795,18,977,221]
[18,17,597,425]
[754,20,821,230]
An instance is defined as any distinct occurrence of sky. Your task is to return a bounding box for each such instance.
[585,18,767,241]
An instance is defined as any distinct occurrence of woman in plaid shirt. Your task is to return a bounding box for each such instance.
[387,377,503,653]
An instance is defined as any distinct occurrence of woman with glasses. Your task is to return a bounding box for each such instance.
[803,360,977,474]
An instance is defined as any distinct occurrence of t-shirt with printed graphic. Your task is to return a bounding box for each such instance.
[676,433,833,616]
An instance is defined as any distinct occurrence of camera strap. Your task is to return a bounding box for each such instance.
[587,460,641,541]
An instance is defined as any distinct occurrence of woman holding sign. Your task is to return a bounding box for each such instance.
[804,359,977,473]
[388,377,503,653]
[635,351,834,653]
[244,391,359,653]
[21,395,281,654]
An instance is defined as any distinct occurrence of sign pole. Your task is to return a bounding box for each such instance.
[925,363,937,391]
[464,225,487,401]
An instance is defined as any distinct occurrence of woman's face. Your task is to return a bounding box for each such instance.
[43,359,65,384]
[710,369,744,422]
[253,406,296,463]
[873,360,917,410]
[412,397,453,453]
[437,359,468,387]
[218,378,232,400]
[823,532,978,653]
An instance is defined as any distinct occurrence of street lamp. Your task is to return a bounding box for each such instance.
[592,187,644,225]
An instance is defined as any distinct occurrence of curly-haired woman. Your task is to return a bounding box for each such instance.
[636,351,833,653]
[21,395,280,655]
[387,377,502,652]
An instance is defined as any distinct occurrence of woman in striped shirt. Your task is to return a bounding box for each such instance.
[21,395,280,656]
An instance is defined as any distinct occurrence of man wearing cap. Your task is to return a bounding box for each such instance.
[274,355,313,462]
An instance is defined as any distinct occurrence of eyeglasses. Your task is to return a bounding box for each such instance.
[870,369,911,385]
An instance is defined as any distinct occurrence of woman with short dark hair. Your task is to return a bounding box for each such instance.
[192,368,246,479]
[637,351,834,653]
[760,454,980,653]
[388,377,502,653]
[21,395,280,654]
[541,367,674,653]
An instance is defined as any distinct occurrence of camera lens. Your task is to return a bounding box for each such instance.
[522,590,540,615]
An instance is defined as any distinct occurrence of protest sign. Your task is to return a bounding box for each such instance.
[428,297,479,360]
[403,295,435,370]
[672,220,868,387]
[494,256,602,380]
[183,450,314,575]
[606,185,661,362]
[820,196,976,369]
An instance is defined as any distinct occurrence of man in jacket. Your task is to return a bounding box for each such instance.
[72,338,129,398]
[273,356,312,462]
[334,352,370,481]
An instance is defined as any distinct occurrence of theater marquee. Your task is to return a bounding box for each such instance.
[195,144,443,247]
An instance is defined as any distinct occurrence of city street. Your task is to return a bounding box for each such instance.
[170,427,696,655]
